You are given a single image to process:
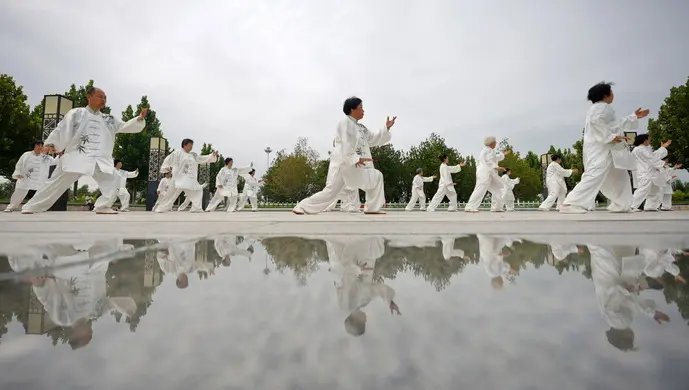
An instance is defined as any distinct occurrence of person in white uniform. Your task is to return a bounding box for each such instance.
[427,154,466,212]
[630,134,671,211]
[113,159,138,212]
[404,168,435,211]
[560,82,649,214]
[464,137,510,212]
[5,140,57,212]
[22,88,147,214]
[539,155,577,211]
[154,138,217,213]
[152,171,172,212]
[206,158,253,212]
[660,160,681,211]
[236,169,263,211]
[293,97,396,215]
[323,145,361,213]
[500,168,520,212]
[176,182,208,211]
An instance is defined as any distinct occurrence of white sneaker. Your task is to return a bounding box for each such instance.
[559,205,587,214]
[95,209,118,215]
[3,209,12,213]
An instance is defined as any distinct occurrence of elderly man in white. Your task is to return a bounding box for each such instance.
[464,136,510,212]
[630,134,671,212]
[5,140,57,212]
[22,88,147,214]
[539,154,577,211]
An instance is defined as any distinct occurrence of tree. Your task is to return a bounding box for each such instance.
[647,77,689,170]
[199,143,225,193]
[498,150,542,201]
[404,133,466,202]
[0,75,41,179]
[260,138,323,202]
[112,96,164,202]
[371,144,406,203]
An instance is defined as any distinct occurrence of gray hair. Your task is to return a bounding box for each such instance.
[484,136,497,146]
[416,168,423,174]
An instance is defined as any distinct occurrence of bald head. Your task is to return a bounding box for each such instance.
[86,87,107,111]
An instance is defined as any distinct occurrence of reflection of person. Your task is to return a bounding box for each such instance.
[9,239,137,350]
[589,245,669,351]
[157,238,213,288]
[326,237,401,336]
[550,243,583,262]
[213,235,253,267]
[464,137,509,212]
[477,234,518,289]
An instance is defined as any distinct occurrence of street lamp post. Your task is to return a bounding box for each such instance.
[147,137,167,211]
[264,147,273,171]
[540,153,553,200]
[42,95,73,211]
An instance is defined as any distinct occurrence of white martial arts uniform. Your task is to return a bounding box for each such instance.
[177,183,208,211]
[550,244,579,262]
[660,166,675,210]
[295,116,390,214]
[214,235,253,261]
[236,174,260,211]
[589,245,657,333]
[428,163,463,212]
[206,164,252,212]
[501,173,520,211]
[323,154,360,213]
[631,145,667,211]
[155,150,217,213]
[114,168,138,211]
[561,102,638,213]
[441,237,468,260]
[477,234,514,284]
[405,174,434,211]
[5,151,57,212]
[539,162,573,211]
[152,177,171,212]
[326,237,395,334]
[22,107,145,213]
[465,147,506,212]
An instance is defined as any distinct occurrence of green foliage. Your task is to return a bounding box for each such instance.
[261,138,324,202]
[647,77,689,170]
[498,149,542,201]
[371,144,406,202]
[113,96,163,197]
[0,74,41,179]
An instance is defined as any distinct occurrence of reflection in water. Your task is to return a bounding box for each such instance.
[1,233,688,387]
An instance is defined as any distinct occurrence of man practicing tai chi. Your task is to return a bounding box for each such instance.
[560,82,649,214]
[113,159,138,212]
[539,154,577,211]
[155,139,217,213]
[292,97,396,215]
[404,168,435,211]
[236,169,263,212]
[5,140,57,212]
[427,154,465,212]
[464,137,510,212]
[22,87,147,214]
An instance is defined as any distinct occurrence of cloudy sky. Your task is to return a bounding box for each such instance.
[2,0,688,182]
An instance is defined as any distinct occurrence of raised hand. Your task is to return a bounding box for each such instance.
[503,149,512,155]
[634,107,650,119]
[16,175,24,179]
[612,135,626,143]
[139,108,148,119]
[572,168,579,173]
[496,167,506,172]
[385,116,397,129]
[661,140,672,148]
[675,163,683,169]
[356,157,373,167]
[460,162,467,167]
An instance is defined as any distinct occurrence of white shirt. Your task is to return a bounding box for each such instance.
[438,163,462,187]
[12,151,57,190]
[160,150,217,191]
[476,147,505,179]
[545,161,573,191]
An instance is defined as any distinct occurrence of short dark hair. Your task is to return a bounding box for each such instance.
[249,169,256,174]
[551,154,561,162]
[224,157,233,165]
[587,82,614,103]
[439,154,448,162]
[181,138,194,147]
[31,140,43,148]
[633,134,649,147]
[343,97,362,115]
[114,159,122,166]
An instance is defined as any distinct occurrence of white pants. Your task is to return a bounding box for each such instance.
[5,188,31,211]
[563,157,631,212]
[324,189,359,212]
[23,164,118,213]
[539,184,567,210]
[661,193,672,210]
[405,188,427,211]
[296,166,384,214]
[237,193,258,211]
[207,192,238,212]
[465,174,504,211]
[427,186,457,211]
[632,178,663,210]
[155,185,203,213]
[117,188,131,211]
[503,191,515,211]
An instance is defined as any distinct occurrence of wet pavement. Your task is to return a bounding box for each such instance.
[1,234,689,389]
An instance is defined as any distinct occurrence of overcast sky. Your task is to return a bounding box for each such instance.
[2,0,688,185]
